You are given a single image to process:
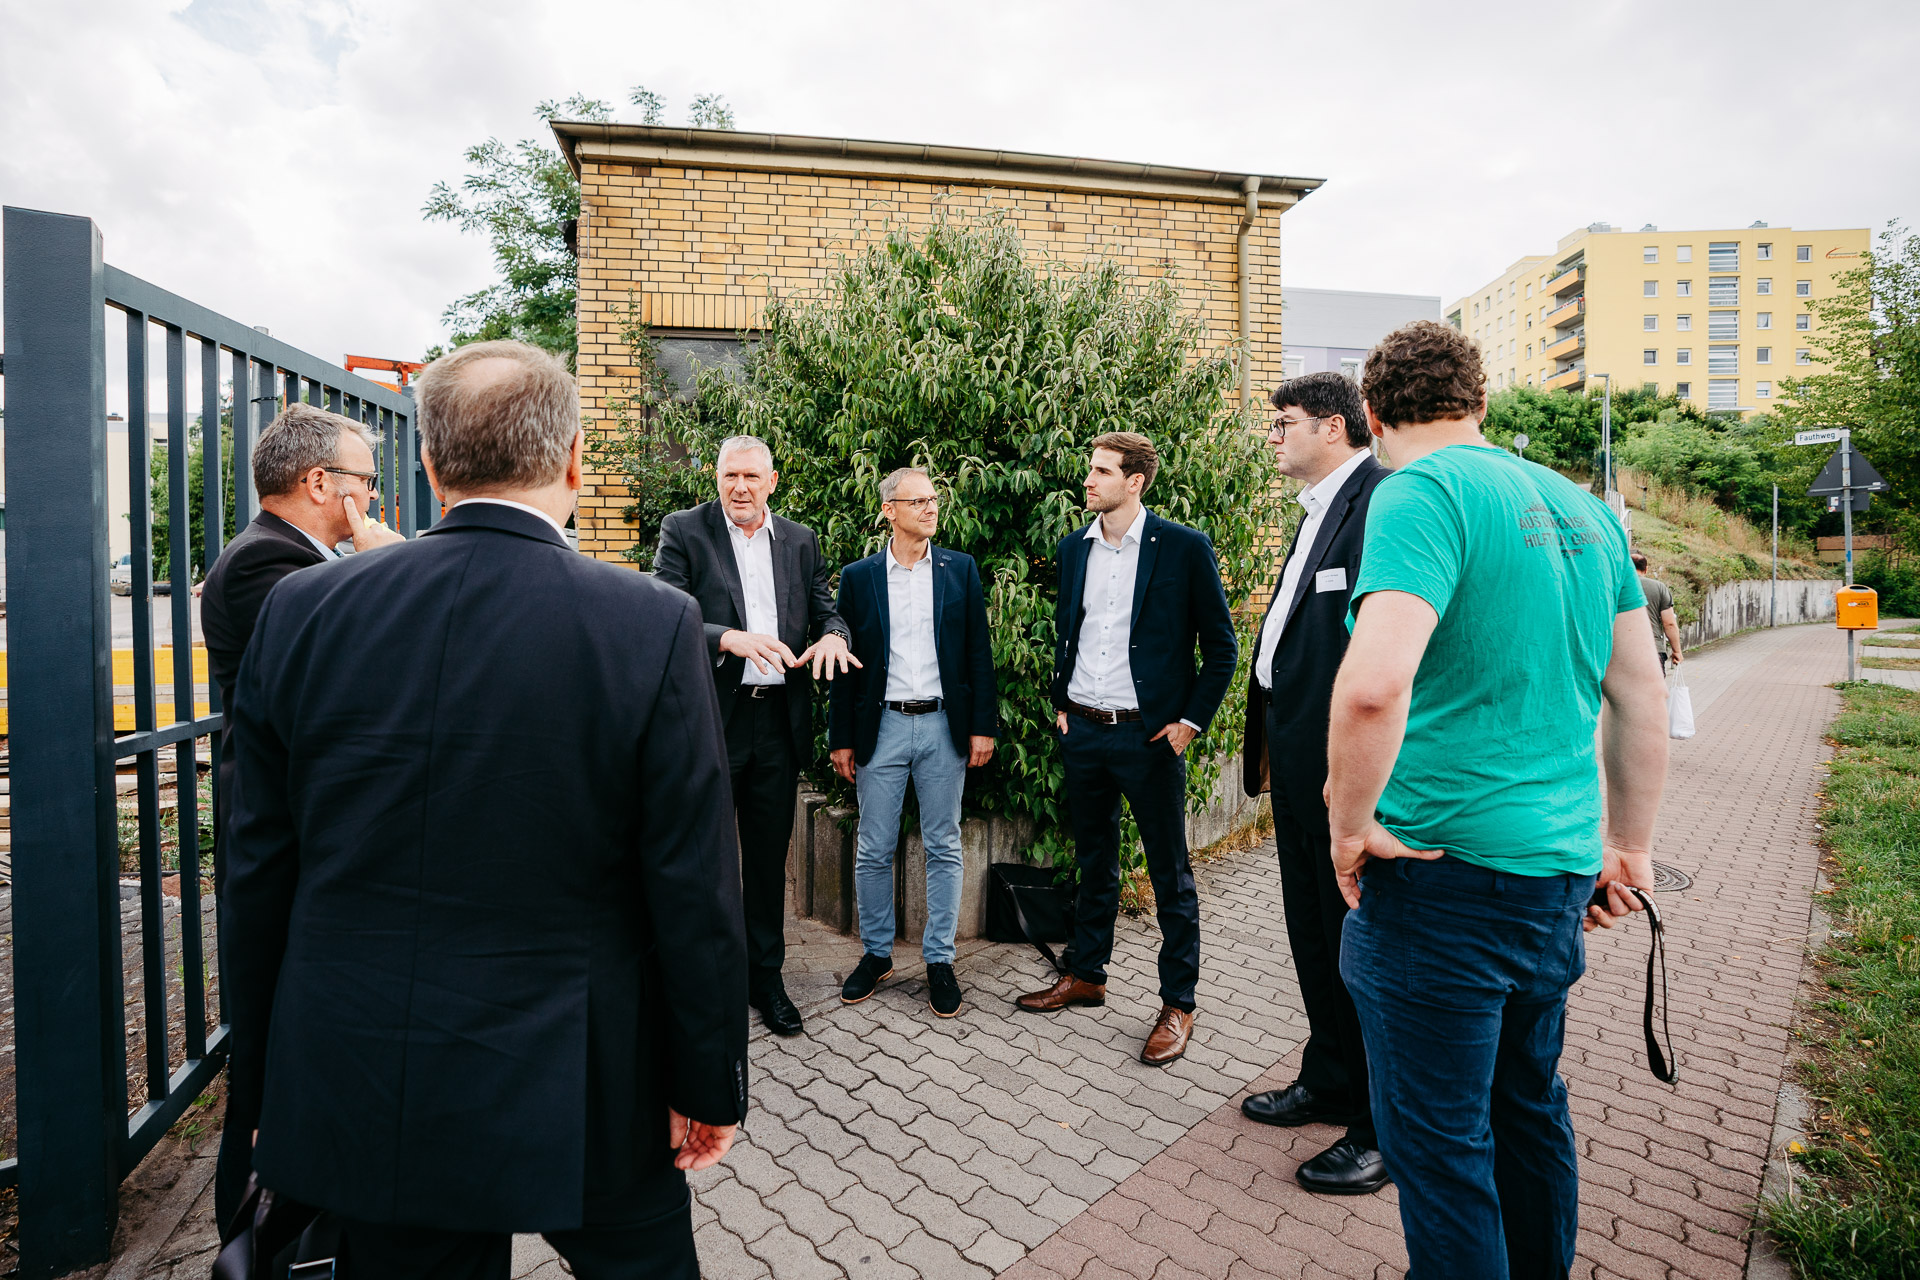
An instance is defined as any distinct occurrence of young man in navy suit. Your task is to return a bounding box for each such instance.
[1238,371,1392,1195]
[829,467,998,1017]
[1018,433,1238,1066]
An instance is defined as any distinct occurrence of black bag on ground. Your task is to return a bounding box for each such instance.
[985,863,1075,974]
[214,1175,342,1280]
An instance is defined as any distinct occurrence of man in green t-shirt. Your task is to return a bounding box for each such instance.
[1632,550,1684,673]
[1324,321,1671,1278]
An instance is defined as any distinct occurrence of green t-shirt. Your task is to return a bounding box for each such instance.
[1347,446,1644,876]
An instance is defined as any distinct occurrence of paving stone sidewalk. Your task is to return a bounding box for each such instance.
[495,620,1857,1279]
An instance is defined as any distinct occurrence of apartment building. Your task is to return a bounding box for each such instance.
[1447,222,1869,415]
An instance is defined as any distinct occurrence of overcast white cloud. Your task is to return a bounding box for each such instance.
[3,0,1916,372]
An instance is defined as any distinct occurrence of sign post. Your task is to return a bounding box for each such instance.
[1799,428,1891,680]
[1771,483,1778,628]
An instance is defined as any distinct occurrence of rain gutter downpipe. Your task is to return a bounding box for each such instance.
[1238,175,1262,425]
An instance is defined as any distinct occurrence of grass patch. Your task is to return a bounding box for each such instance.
[1862,656,1920,671]
[1765,681,1920,1278]
[1868,635,1920,650]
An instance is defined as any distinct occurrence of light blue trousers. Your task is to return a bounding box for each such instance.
[855,708,967,965]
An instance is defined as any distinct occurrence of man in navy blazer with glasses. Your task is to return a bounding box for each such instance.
[829,467,998,1017]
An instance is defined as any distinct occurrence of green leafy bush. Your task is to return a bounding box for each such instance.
[1856,552,1920,617]
[607,210,1282,861]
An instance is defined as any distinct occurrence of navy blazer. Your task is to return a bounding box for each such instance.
[1242,453,1389,799]
[828,544,998,765]
[225,503,747,1232]
[1049,511,1239,735]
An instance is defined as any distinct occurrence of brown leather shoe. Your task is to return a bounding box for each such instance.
[1015,972,1106,1012]
[1141,1006,1195,1066]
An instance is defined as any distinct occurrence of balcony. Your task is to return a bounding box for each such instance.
[1542,329,1586,361]
[1544,264,1585,296]
[1544,365,1586,392]
[1544,296,1585,329]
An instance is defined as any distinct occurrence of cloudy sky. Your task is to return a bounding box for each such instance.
[3,0,1916,378]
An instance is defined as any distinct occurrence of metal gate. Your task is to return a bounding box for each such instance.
[2,205,429,1277]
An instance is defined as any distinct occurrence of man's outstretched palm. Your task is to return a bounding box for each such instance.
[669,1109,737,1171]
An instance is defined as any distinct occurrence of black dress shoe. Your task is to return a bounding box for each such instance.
[751,982,804,1037]
[1240,1082,1357,1128]
[1295,1137,1390,1195]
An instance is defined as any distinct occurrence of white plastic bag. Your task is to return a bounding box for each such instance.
[1667,667,1695,740]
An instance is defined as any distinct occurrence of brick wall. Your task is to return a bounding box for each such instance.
[573,162,1287,565]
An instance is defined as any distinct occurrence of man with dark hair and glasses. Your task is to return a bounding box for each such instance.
[1238,372,1393,1194]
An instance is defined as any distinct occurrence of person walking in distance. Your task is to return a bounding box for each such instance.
[225,341,747,1278]
[1237,372,1392,1195]
[655,437,858,1037]
[1327,321,1669,1277]
[1631,551,1684,672]
[1016,433,1238,1066]
[829,467,998,1017]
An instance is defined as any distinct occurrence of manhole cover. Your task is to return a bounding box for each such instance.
[1652,861,1692,892]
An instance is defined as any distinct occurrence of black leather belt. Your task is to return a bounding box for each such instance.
[1064,700,1141,724]
[744,684,786,699]
[885,699,942,715]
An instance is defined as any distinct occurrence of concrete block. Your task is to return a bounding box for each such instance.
[811,806,856,933]
[899,830,927,945]
[955,817,992,940]
[788,790,827,921]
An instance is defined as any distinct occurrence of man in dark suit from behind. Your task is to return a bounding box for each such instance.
[1238,372,1392,1195]
[1017,433,1238,1068]
[827,466,998,1017]
[225,340,747,1279]
[654,437,855,1037]
[199,401,402,1236]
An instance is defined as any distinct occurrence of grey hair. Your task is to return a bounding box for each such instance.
[878,467,931,504]
[715,435,774,471]
[253,403,376,497]
[414,340,578,492]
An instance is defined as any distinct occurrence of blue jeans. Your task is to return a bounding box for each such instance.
[855,709,968,965]
[1340,854,1595,1280]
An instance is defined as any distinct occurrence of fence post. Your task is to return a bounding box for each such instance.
[3,207,128,1275]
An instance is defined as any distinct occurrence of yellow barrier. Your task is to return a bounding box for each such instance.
[0,646,211,689]
[0,703,213,737]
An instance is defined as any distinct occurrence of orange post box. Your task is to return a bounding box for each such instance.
[1836,586,1879,630]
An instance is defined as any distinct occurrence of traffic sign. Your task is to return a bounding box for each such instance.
[1794,428,1846,446]
[1807,445,1889,496]
[1513,433,1530,449]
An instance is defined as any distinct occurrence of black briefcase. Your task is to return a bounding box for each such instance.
[213,1175,341,1280]
[985,862,1075,974]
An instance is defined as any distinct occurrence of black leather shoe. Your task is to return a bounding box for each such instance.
[1240,1082,1358,1128]
[751,982,804,1037]
[1295,1137,1390,1195]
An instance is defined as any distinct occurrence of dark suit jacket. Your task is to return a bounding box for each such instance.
[827,545,999,765]
[224,502,749,1233]
[1049,511,1239,735]
[1242,453,1390,801]
[200,510,330,827]
[653,501,849,757]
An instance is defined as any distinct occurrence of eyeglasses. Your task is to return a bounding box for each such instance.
[324,467,380,494]
[885,496,939,512]
[1270,415,1323,441]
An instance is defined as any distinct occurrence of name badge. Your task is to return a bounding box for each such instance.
[1315,567,1348,593]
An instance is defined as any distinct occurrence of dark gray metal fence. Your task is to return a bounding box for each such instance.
[2,205,430,1277]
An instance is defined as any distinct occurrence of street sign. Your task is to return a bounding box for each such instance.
[1513,433,1530,450]
[1807,446,1889,496]
[1794,428,1846,446]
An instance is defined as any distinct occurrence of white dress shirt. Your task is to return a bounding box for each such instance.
[453,497,569,539]
[291,523,341,560]
[882,543,943,702]
[1255,448,1370,690]
[727,509,786,686]
[1066,506,1148,711]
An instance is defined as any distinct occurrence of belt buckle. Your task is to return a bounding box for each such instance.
[748,684,773,699]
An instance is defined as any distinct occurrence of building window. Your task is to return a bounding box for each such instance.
[1758,243,1773,260]
[1709,310,1739,340]
[1497,314,1503,331]
[1756,381,1772,398]
[1757,347,1772,363]
[1797,244,1812,262]
[1709,277,1739,305]
[1796,349,1812,364]
[1677,245,1694,262]
[1677,280,1692,297]
[1708,379,1739,410]
[1644,315,1659,331]
[1644,349,1658,365]
[1340,359,1363,381]
[1283,357,1305,379]
[1644,246,1659,263]
[1708,345,1739,374]
[1677,381,1692,398]
[1757,312,1772,329]
[1643,382,1659,394]
[1796,280,1812,297]
[1757,278,1773,295]
[1526,343,1533,359]
[1677,348,1692,365]
[1709,242,1739,271]
[1796,313,1811,331]
[1644,280,1659,297]
[1677,314,1693,331]
[1525,282,1533,298]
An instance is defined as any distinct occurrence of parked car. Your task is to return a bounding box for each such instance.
[110,554,132,596]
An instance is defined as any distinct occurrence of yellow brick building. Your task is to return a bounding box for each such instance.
[552,122,1321,563]
[1447,222,1870,416]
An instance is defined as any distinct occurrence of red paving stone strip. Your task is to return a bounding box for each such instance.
[1000,623,1846,1278]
